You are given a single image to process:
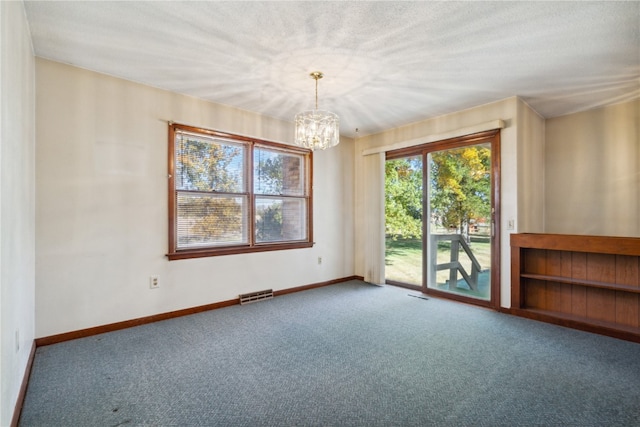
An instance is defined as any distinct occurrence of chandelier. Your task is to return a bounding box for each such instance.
[294,71,340,151]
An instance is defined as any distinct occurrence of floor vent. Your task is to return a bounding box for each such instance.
[239,289,273,305]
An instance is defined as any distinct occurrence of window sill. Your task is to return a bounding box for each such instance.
[167,241,314,260]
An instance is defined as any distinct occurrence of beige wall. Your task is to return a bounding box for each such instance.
[354,97,545,308]
[35,59,355,338]
[545,100,639,236]
[1,1,36,424]
[517,99,546,233]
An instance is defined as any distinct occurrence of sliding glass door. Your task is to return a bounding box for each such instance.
[384,130,500,307]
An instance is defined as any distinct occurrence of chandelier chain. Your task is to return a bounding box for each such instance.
[310,71,323,110]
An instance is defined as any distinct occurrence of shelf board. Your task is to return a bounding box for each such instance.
[517,308,640,341]
[511,233,640,256]
[520,273,640,294]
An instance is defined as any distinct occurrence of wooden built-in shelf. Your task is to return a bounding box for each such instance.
[511,233,640,343]
[520,273,640,294]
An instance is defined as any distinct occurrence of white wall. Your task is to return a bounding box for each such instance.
[35,59,355,338]
[354,97,545,308]
[0,1,36,425]
[545,99,639,237]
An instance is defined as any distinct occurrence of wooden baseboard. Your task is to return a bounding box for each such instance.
[274,275,362,296]
[35,298,239,347]
[11,340,36,427]
[35,275,363,347]
[501,307,640,344]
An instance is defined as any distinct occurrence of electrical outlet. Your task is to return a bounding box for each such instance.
[318,257,322,265]
[149,276,160,289]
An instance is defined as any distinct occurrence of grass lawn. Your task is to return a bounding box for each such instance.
[385,234,491,299]
[385,237,423,285]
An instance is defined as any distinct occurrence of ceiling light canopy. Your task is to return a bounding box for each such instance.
[294,72,339,151]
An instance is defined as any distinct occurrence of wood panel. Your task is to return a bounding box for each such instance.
[545,251,572,313]
[586,253,617,323]
[586,288,617,323]
[615,255,639,327]
[523,249,547,309]
[546,281,571,313]
[524,279,547,310]
[523,248,546,274]
[571,252,587,318]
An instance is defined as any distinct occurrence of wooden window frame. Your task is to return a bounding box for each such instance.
[167,123,313,260]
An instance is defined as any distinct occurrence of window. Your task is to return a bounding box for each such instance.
[168,123,313,260]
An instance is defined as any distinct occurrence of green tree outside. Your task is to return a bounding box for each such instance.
[176,136,246,247]
[429,146,491,242]
[385,156,423,239]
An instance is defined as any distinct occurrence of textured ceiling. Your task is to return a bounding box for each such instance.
[23,1,640,138]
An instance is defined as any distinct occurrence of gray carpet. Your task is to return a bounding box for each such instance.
[20,280,640,426]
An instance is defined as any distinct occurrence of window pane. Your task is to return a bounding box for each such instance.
[254,147,305,196]
[255,196,307,243]
[175,132,246,193]
[428,144,492,300]
[177,192,248,248]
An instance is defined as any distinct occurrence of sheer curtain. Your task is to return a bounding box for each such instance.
[362,152,385,285]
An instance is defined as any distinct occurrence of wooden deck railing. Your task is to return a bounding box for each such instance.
[430,234,482,290]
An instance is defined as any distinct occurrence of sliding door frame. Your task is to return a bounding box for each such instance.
[386,129,501,309]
